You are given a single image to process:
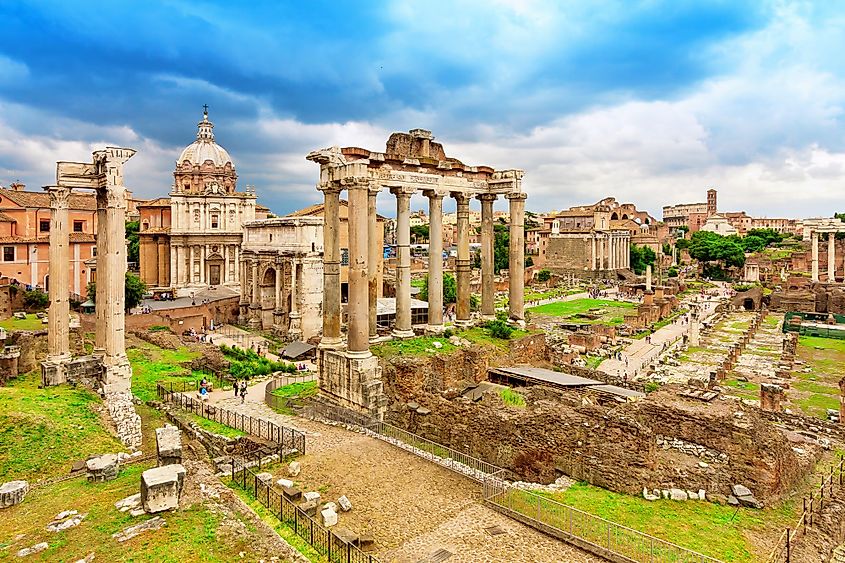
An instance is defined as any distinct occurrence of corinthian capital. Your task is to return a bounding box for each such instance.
[44,185,72,209]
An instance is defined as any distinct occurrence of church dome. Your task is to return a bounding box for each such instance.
[177,108,234,168]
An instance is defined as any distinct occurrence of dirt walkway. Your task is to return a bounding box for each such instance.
[215,397,602,562]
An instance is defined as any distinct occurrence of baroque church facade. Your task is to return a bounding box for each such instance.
[139,108,263,293]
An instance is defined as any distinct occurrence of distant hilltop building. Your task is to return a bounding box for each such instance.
[138,108,269,293]
[663,188,797,236]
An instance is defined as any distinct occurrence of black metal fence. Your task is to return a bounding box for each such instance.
[156,381,306,456]
[231,462,380,563]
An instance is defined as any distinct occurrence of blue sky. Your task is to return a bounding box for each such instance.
[1,1,844,218]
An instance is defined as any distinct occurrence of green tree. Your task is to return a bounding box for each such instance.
[494,223,509,273]
[418,273,457,304]
[23,289,49,310]
[741,235,766,253]
[410,224,429,243]
[629,244,657,275]
[125,220,140,265]
[537,269,552,282]
[525,256,534,267]
[86,271,148,312]
[687,231,745,269]
[746,228,783,247]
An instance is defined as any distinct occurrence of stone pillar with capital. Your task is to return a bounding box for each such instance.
[454,193,471,325]
[828,232,836,282]
[289,259,302,340]
[392,186,414,338]
[248,259,260,328]
[507,193,527,322]
[346,179,371,354]
[320,185,343,348]
[425,190,445,330]
[812,231,819,282]
[478,193,496,318]
[367,186,380,342]
[42,186,72,386]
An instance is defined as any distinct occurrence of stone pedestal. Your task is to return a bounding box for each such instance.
[318,349,386,419]
[87,454,120,482]
[41,354,71,387]
[155,425,182,466]
[141,464,186,513]
[0,480,28,509]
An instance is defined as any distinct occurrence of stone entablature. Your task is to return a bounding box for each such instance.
[308,129,526,417]
[239,217,324,340]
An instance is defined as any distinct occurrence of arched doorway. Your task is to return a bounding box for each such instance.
[743,298,755,311]
[260,267,277,329]
[206,252,224,285]
[610,212,619,220]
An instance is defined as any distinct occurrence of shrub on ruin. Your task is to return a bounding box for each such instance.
[487,319,514,340]
[537,269,552,282]
[22,288,49,310]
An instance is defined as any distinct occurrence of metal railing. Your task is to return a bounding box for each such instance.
[483,471,722,563]
[264,374,318,415]
[231,461,380,563]
[156,381,306,456]
[768,456,845,563]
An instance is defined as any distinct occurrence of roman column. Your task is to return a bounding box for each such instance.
[157,238,167,286]
[367,186,380,342]
[454,193,471,325]
[391,186,414,338]
[478,193,496,319]
[199,245,206,285]
[274,262,282,313]
[507,192,527,322]
[189,246,195,284]
[233,246,239,283]
[45,186,71,365]
[289,259,302,338]
[319,184,342,348]
[346,179,371,354]
[224,245,230,284]
[169,243,177,288]
[591,236,597,271]
[609,236,615,270]
[828,232,836,282]
[251,260,259,302]
[425,190,445,330]
[811,231,819,282]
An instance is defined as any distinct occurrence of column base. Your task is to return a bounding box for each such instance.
[41,353,71,387]
[480,314,497,322]
[345,348,373,360]
[391,329,415,340]
[319,336,345,350]
[425,324,445,334]
[318,348,386,420]
[508,319,526,329]
[101,356,132,395]
[454,319,473,328]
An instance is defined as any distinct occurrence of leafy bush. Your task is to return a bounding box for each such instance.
[667,266,679,278]
[537,269,552,282]
[644,381,660,393]
[500,388,526,407]
[23,288,49,310]
[487,319,514,340]
[219,344,297,379]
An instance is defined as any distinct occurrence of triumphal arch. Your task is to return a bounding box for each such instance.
[308,129,526,417]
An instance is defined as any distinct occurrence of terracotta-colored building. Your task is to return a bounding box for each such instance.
[0,183,98,297]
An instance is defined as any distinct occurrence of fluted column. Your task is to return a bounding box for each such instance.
[367,186,379,341]
[828,232,836,282]
[392,187,414,338]
[319,185,342,348]
[346,180,371,354]
[507,192,527,322]
[478,194,496,318]
[425,190,445,330]
[46,186,71,362]
[811,231,819,282]
[454,193,471,325]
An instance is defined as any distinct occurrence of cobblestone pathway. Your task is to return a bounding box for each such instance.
[215,398,602,562]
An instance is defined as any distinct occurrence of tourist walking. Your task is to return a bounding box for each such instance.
[239,380,247,404]
[234,380,239,398]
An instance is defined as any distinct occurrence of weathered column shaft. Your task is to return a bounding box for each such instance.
[828,233,836,281]
[157,239,167,286]
[507,193,527,321]
[346,181,370,353]
[274,263,282,311]
[454,193,471,323]
[320,186,342,346]
[591,236,597,271]
[425,191,444,328]
[251,261,259,303]
[367,188,379,340]
[94,192,108,355]
[479,194,496,318]
[101,187,128,360]
[46,186,71,360]
[290,260,298,315]
[392,187,414,337]
[812,231,819,282]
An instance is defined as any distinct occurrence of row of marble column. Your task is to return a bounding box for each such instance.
[239,258,300,316]
[320,182,527,355]
[591,232,630,271]
[46,184,130,371]
[810,231,841,282]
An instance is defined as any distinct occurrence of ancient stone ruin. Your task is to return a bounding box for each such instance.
[141,464,186,513]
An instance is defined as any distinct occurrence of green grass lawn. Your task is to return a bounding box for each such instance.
[271,380,319,400]
[0,313,45,332]
[537,482,794,562]
[371,334,457,358]
[528,298,635,325]
[183,412,245,439]
[127,341,201,402]
[0,371,125,482]
[0,463,272,562]
[789,335,845,418]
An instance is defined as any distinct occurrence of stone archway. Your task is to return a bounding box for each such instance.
[260,267,277,328]
[610,212,619,220]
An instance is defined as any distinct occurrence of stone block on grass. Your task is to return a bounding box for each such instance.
[141,464,186,513]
